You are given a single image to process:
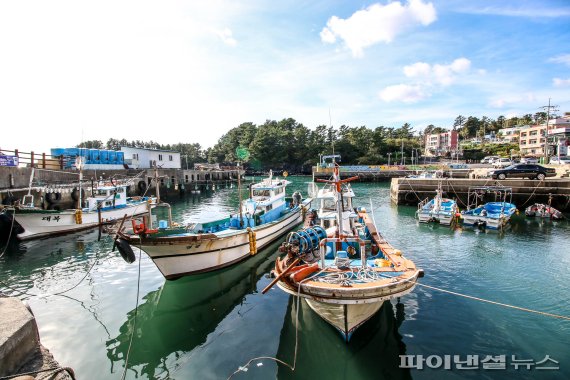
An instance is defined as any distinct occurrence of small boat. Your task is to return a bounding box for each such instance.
[525,203,564,220]
[461,186,517,230]
[5,182,154,240]
[265,166,422,342]
[116,170,312,280]
[416,184,458,225]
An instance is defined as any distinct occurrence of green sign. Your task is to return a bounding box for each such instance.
[236,147,250,161]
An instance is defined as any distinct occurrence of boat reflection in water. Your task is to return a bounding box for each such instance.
[276,298,411,380]
[105,240,284,379]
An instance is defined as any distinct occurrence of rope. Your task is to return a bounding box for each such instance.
[517,178,545,208]
[225,268,330,380]
[0,209,16,259]
[418,283,570,321]
[402,178,424,202]
[0,366,75,380]
[0,247,103,298]
[120,239,143,380]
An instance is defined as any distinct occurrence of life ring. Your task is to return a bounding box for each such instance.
[71,187,86,201]
[132,220,146,234]
[45,192,62,204]
[137,181,147,195]
[115,238,136,264]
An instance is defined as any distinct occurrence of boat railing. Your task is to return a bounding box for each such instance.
[417,197,430,212]
[319,237,366,269]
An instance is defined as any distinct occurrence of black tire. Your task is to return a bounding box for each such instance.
[115,238,136,264]
[71,187,86,201]
[498,173,506,180]
[137,181,148,195]
[1,196,18,205]
[537,173,545,180]
[47,204,62,211]
[45,192,62,204]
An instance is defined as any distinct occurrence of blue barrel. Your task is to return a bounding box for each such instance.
[99,150,109,164]
[109,151,117,162]
[89,149,100,164]
[51,148,65,157]
[116,152,124,164]
[65,148,79,156]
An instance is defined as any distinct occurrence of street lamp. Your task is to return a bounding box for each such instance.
[387,152,392,166]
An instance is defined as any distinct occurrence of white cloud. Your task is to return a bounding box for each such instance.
[216,28,237,46]
[379,84,426,103]
[320,0,436,57]
[553,78,570,87]
[404,57,471,85]
[457,4,570,18]
[549,54,570,66]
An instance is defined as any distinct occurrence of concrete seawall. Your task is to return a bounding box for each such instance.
[0,297,73,379]
[390,178,570,211]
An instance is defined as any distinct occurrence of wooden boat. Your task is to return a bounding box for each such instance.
[116,171,312,280]
[525,203,564,220]
[5,182,153,240]
[266,166,422,342]
[461,186,517,230]
[416,183,458,225]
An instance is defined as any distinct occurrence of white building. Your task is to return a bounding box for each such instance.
[120,147,181,169]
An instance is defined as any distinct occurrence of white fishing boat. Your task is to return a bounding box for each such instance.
[416,183,458,225]
[461,186,517,230]
[116,171,312,279]
[266,166,422,342]
[5,164,153,240]
[6,183,154,240]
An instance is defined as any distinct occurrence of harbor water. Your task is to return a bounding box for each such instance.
[1,177,569,379]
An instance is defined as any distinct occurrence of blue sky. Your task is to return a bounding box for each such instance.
[1,0,569,154]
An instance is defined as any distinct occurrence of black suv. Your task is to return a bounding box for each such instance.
[489,164,556,180]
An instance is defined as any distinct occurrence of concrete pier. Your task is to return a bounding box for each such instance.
[390,178,570,211]
[0,297,73,379]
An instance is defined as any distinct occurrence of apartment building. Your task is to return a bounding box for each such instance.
[424,130,458,157]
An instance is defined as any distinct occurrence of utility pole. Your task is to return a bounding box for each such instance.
[540,98,559,162]
[387,152,392,166]
[400,140,404,165]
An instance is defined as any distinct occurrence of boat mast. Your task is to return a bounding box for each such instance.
[238,161,243,228]
[154,162,160,203]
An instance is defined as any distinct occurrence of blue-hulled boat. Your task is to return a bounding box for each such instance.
[461,186,517,230]
[416,185,458,225]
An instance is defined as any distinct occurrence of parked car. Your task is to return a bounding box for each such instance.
[520,157,539,164]
[481,156,500,164]
[549,156,570,165]
[492,158,513,168]
[489,164,556,180]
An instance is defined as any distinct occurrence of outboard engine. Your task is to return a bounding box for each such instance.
[292,191,302,206]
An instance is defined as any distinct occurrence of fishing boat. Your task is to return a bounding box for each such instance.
[461,186,517,230]
[115,171,312,280]
[265,166,422,342]
[525,203,564,220]
[5,182,154,240]
[416,183,458,225]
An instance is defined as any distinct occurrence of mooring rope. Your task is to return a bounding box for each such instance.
[517,178,545,208]
[418,283,570,321]
[120,239,143,380]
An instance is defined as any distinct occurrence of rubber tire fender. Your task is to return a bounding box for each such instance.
[116,238,136,264]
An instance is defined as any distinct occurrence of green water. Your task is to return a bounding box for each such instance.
[1,177,569,379]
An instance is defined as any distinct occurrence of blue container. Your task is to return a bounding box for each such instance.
[89,149,100,164]
[65,148,79,157]
[159,220,168,229]
[116,152,124,164]
[109,151,117,162]
[99,150,109,164]
[51,148,65,157]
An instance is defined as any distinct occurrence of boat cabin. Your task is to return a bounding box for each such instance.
[86,185,128,211]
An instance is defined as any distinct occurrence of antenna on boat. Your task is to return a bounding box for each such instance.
[329,108,335,156]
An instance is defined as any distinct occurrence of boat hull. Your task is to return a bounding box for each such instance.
[305,300,383,342]
[461,214,509,230]
[138,202,310,279]
[12,203,151,240]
